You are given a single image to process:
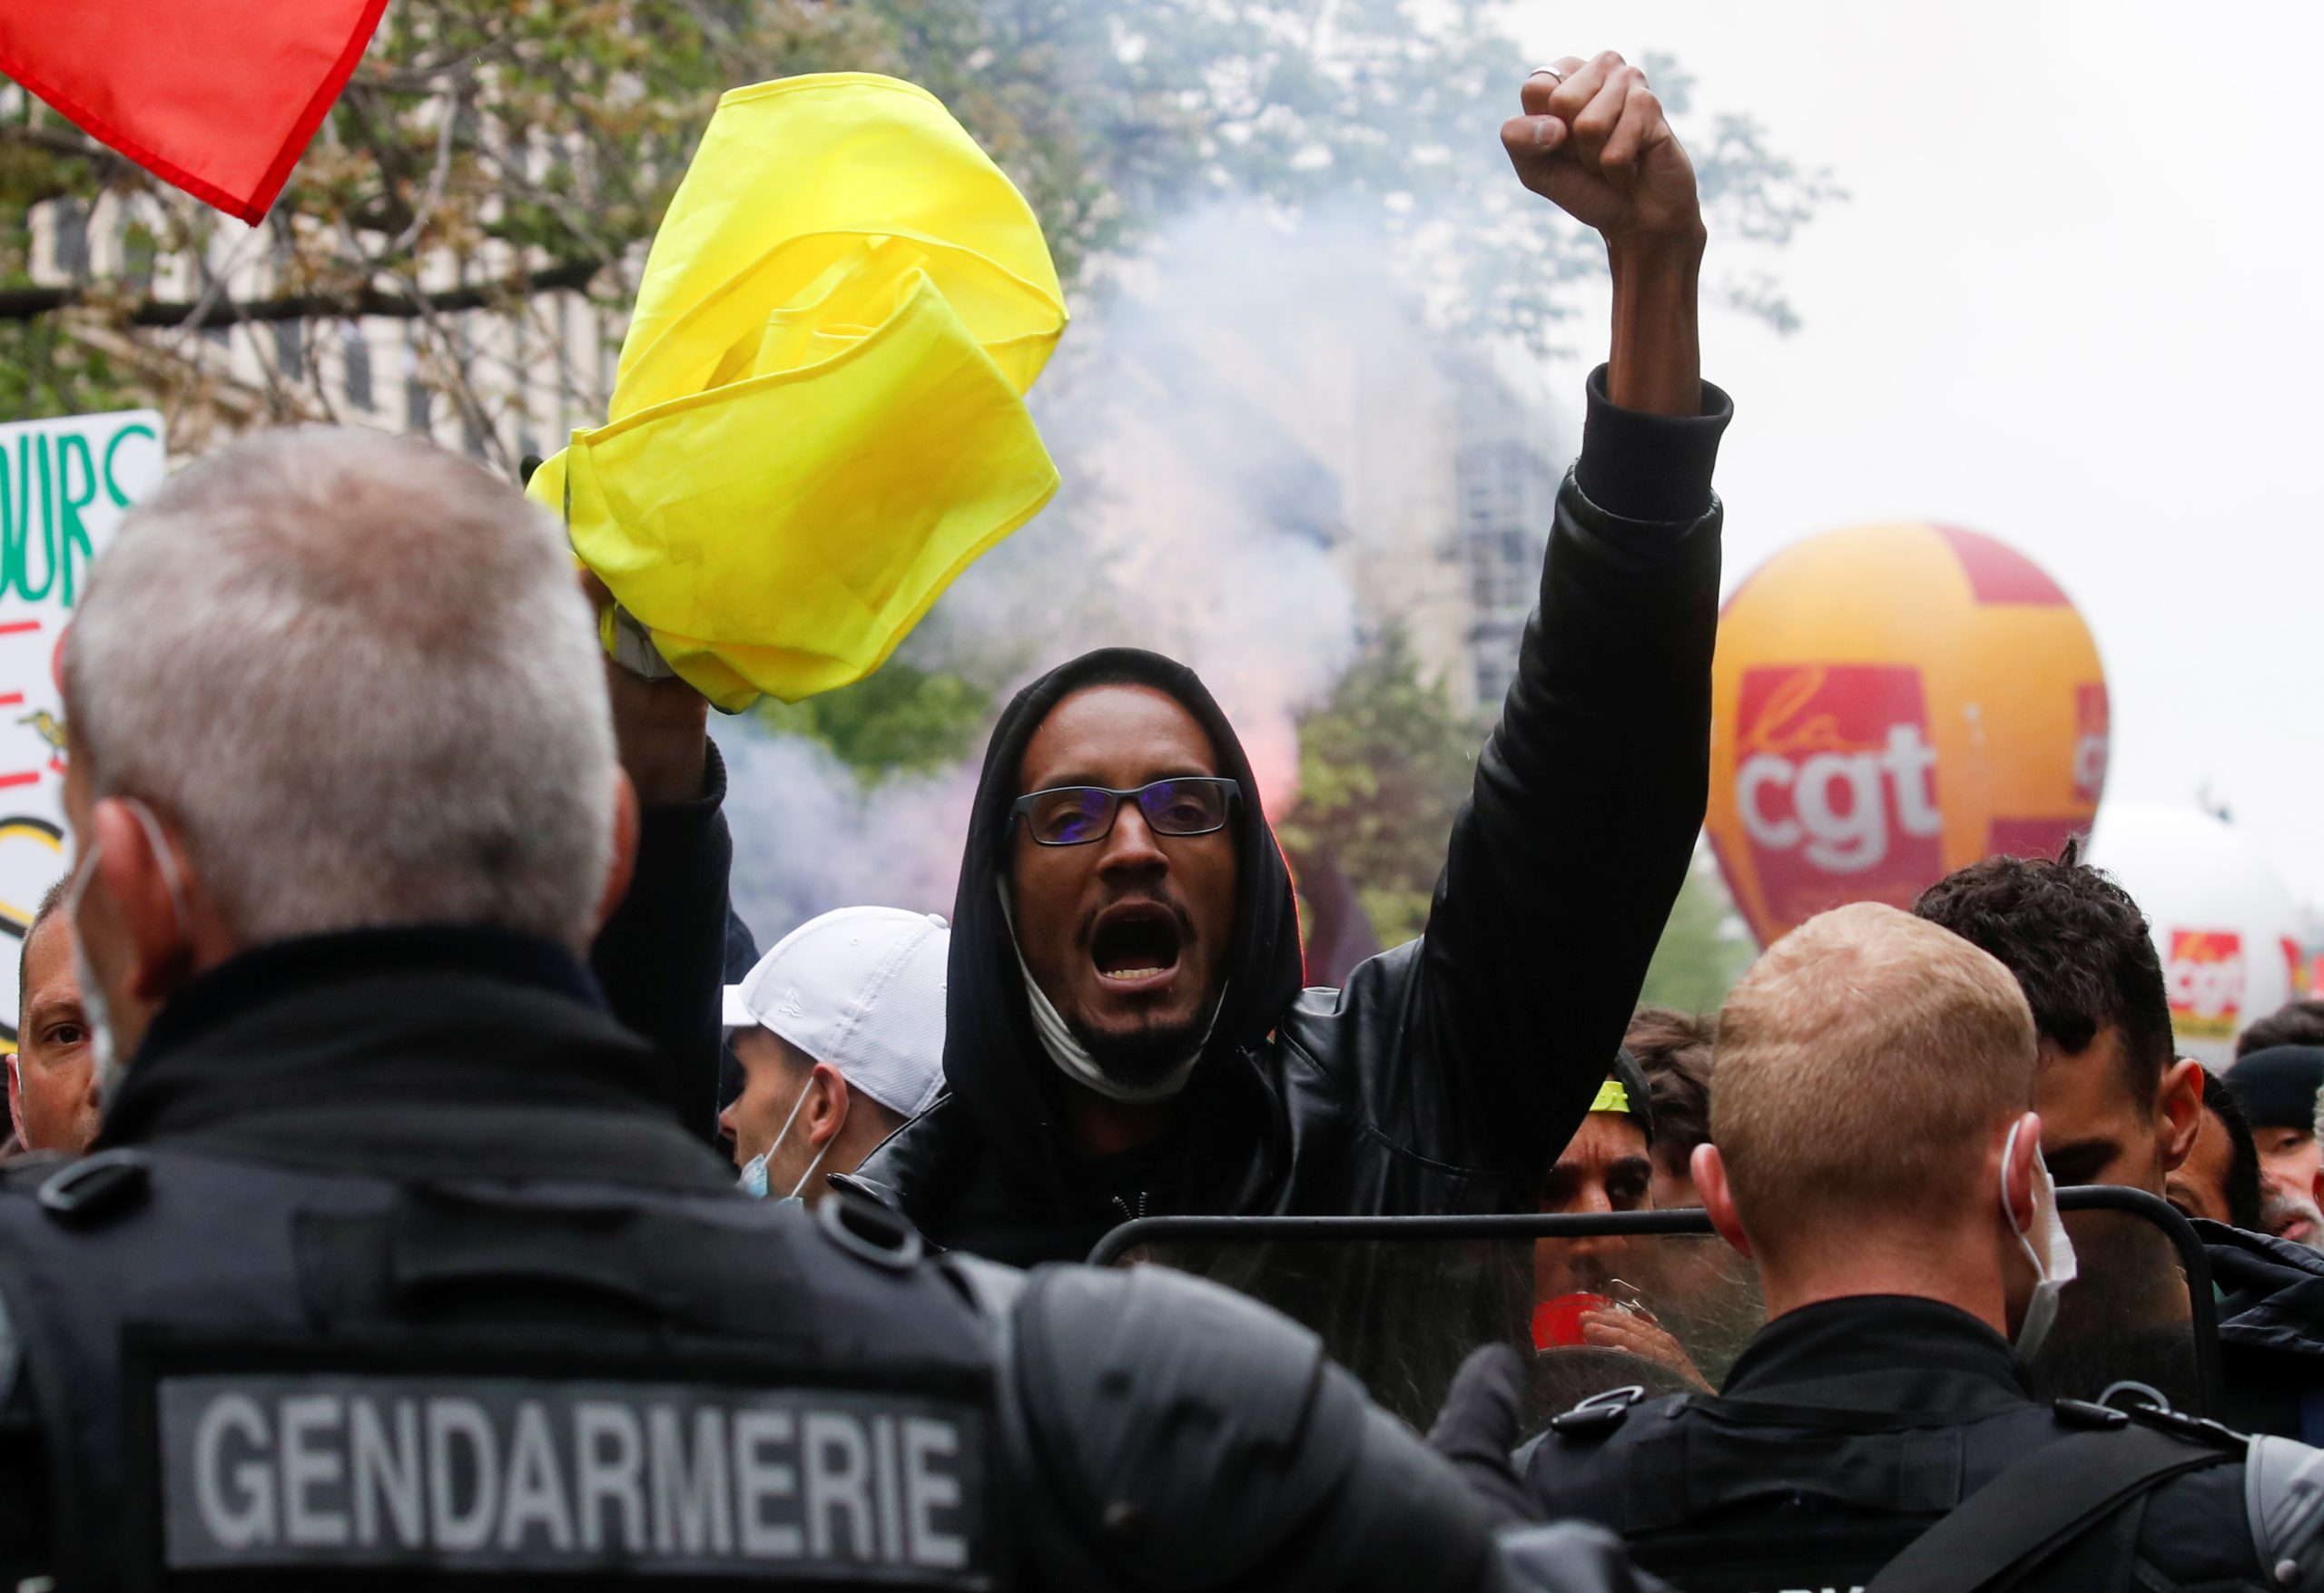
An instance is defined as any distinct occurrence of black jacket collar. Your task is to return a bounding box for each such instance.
[95,927,702,1169]
[1720,1295,2032,1413]
[136,924,603,1060]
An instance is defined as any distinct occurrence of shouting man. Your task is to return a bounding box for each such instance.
[843,55,1733,1263]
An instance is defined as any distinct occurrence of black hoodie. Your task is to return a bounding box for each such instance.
[847,368,1732,1264]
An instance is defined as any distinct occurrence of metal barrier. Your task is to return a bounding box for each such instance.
[1089,1186,2221,1429]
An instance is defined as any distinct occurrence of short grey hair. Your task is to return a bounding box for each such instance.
[64,426,615,951]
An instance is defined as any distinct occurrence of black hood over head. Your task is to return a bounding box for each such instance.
[944,647,1306,1199]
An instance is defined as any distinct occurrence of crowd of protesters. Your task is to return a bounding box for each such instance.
[2,44,2322,1593]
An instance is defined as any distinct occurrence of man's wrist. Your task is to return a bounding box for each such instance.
[1605,219,1708,275]
[1604,228,1705,418]
[620,728,710,806]
[607,668,712,806]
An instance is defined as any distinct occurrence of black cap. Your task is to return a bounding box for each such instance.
[2225,1046,2324,1132]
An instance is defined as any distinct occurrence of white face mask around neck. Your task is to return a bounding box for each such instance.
[997,882,1219,1106]
[2001,1118,2079,1361]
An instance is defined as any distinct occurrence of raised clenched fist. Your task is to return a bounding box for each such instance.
[1502,53,1703,251]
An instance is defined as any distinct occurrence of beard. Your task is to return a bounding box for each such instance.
[1069,1010,1212,1096]
[2262,1186,2324,1251]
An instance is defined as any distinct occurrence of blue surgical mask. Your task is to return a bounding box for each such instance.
[737,1150,772,1199]
[735,1067,834,1202]
[738,1155,809,1207]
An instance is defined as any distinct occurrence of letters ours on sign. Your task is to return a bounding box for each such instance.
[0,410,165,1047]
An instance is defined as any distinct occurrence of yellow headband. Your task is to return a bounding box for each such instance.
[1590,1079,1632,1116]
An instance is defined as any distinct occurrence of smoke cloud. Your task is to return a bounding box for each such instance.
[722,202,1467,946]
[717,730,980,934]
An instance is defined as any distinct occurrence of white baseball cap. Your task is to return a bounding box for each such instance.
[722,907,950,1120]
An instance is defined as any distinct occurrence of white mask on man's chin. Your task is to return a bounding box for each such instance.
[2002,1118,2079,1361]
[64,797,193,1105]
[997,882,1219,1107]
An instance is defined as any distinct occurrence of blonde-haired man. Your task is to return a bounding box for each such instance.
[1471,904,2324,1592]
[1706,901,2041,1305]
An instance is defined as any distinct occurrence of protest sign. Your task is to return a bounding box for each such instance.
[0,410,165,1047]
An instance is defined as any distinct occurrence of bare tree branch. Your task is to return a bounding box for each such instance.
[381,267,517,475]
[0,259,601,325]
[349,33,521,94]
[0,123,114,161]
[384,84,467,256]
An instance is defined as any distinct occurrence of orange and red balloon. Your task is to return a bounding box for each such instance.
[1706,522,2108,948]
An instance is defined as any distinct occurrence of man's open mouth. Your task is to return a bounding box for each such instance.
[1089,902,1184,989]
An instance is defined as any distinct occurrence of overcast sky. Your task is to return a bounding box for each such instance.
[1502,1,2324,909]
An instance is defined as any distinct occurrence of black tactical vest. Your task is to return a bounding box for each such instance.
[0,1141,1005,1593]
[1516,1385,2257,1593]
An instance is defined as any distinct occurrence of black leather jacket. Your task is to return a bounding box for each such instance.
[846,369,1732,1265]
[2201,1218,2324,1441]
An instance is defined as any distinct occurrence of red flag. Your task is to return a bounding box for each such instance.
[0,0,392,225]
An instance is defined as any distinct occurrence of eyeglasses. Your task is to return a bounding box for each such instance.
[1009,777,1241,848]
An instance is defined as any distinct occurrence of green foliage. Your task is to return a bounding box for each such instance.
[750,661,993,784]
[1637,854,1756,1013]
[1278,625,1482,949]
[1280,625,1761,995]
[0,321,139,420]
